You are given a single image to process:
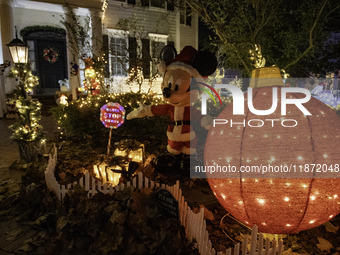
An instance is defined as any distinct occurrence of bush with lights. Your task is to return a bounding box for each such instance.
[51,93,168,145]
[7,63,45,162]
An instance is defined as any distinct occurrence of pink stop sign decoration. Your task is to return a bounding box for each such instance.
[100,102,125,129]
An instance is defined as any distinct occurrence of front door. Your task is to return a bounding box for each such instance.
[37,39,67,92]
[25,30,68,94]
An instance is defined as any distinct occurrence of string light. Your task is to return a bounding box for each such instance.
[249,44,266,68]
[7,63,43,143]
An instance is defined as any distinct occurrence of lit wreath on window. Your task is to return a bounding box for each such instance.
[43,47,59,64]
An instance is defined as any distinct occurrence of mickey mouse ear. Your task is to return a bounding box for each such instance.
[159,45,177,65]
[193,51,218,77]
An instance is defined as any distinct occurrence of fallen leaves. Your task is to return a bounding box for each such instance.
[40,187,199,254]
[0,180,20,204]
[5,228,22,242]
[323,221,339,234]
[316,237,334,253]
[194,205,215,222]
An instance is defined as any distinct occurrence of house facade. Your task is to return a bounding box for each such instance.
[0,0,198,100]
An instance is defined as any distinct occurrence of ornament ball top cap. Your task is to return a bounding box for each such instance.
[250,66,284,88]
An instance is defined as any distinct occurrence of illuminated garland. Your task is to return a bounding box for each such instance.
[7,63,44,143]
[10,99,44,142]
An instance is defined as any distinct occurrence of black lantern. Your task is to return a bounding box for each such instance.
[6,27,28,64]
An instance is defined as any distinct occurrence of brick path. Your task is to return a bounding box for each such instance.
[0,115,58,254]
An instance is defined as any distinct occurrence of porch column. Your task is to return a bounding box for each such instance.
[63,6,80,101]
[0,0,14,64]
[90,9,103,58]
[0,0,14,117]
[0,67,7,118]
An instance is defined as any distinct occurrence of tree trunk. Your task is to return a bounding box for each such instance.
[17,141,44,162]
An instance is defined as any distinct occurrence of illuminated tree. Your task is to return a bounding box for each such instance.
[7,63,45,162]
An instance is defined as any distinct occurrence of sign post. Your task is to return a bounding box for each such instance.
[100,102,125,155]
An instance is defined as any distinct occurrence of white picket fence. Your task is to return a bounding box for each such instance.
[44,144,284,255]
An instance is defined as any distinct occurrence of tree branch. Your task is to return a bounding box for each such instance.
[187,0,251,73]
[253,0,283,42]
[235,0,253,34]
[283,0,328,70]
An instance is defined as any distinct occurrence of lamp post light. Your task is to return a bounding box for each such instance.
[6,27,30,98]
[6,27,28,65]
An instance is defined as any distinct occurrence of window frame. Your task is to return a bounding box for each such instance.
[180,1,192,26]
[141,0,174,11]
[107,29,129,77]
[148,33,168,77]
[26,40,37,71]
[111,0,136,5]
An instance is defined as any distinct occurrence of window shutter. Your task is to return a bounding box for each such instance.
[186,3,192,26]
[142,38,151,79]
[128,37,137,72]
[102,34,110,77]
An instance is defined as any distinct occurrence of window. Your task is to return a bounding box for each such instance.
[113,0,136,4]
[180,1,185,24]
[180,1,191,26]
[27,40,36,71]
[108,30,129,76]
[151,41,165,76]
[149,33,168,76]
[141,0,173,10]
[110,37,128,76]
[186,3,192,26]
[151,0,165,8]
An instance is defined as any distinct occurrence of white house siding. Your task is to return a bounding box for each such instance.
[105,2,178,43]
[179,14,198,50]
[13,5,89,40]
[103,2,198,94]
[1,0,198,95]
[104,2,198,51]
[13,8,64,34]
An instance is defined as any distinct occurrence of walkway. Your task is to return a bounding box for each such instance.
[0,115,58,254]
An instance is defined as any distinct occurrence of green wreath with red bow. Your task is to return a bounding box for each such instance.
[43,47,59,63]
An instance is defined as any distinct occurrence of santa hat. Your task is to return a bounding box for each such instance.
[159,45,217,78]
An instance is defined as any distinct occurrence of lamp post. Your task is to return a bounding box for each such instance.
[6,27,43,162]
[6,27,28,65]
[6,27,29,98]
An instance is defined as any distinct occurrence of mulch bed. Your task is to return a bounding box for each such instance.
[2,140,339,255]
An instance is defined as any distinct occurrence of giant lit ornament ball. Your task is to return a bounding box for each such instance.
[205,67,340,234]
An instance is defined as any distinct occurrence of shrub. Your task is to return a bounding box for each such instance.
[51,93,168,145]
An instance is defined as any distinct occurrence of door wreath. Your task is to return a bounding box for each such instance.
[43,47,59,63]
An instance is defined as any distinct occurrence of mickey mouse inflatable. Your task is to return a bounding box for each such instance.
[127,45,217,173]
